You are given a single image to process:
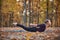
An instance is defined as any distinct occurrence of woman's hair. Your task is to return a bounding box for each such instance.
[44,19,50,23]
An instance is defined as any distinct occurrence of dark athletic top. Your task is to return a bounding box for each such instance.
[37,24,46,32]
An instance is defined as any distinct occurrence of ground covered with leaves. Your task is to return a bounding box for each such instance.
[0,27,60,40]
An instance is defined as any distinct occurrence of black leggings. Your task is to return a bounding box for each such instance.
[17,24,37,32]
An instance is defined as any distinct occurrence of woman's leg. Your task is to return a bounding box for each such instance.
[17,24,37,32]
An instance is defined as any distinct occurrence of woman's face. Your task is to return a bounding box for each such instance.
[47,20,51,26]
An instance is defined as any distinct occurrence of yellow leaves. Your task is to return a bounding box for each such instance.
[26,33,33,40]
[1,0,16,13]
[1,0,60,26]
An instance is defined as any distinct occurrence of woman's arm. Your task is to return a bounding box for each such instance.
[30,23,37,27]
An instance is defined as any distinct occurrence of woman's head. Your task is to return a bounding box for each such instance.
[44,19,51,26]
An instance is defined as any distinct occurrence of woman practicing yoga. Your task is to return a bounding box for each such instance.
[13,19,51,32]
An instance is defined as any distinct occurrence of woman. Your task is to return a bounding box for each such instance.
[13,19,51,32]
